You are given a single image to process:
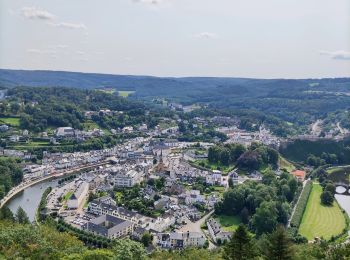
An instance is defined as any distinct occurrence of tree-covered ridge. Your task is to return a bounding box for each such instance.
[0,157,23,200]
[2,86,171,132]
[1,69,349,137]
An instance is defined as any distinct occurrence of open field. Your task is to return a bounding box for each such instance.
[279,156,295,172]
[82,121,100,130]
[118,91,135,97]
[299,183,346,240]
[192,159,234,174]
[0,117,20,126]
[216,215,241,232]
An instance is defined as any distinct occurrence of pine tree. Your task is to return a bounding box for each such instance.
[224,224,257,260]
[15,206,30,224]
[0,206,14,221]
[266,226,294,260]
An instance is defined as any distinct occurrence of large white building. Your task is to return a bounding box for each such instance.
[156,232,206,249]
[67,181,89,209]
[111,169,143,187]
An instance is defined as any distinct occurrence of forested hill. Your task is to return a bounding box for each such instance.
[1,69,349,100]
[1,69,350,137]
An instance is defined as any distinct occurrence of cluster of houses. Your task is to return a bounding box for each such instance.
[55,127,104,140]
[217,125,280,148]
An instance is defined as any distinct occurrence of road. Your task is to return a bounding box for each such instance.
[177,210,216,249]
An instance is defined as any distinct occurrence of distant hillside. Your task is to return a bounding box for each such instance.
[1,69,349,136]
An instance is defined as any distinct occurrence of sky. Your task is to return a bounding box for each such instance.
[0,0,349,78]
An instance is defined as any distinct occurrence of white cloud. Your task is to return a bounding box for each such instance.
[48,22,87,30]
[320,50,350,60]
[194,32,218,39]
[21,7,55,20]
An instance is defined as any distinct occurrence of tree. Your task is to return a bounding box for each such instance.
[0,206,14,221]
[224,224,257,260]
[252,201,278,235]
[265,226,294,260]
[320,191,334,206]
[141,232,153,247]
[15,207,30,224]
[112,239,146,260]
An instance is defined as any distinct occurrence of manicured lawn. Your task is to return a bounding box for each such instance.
[0,117,20,126]
[118,91,135,97]
[216,215,242,232]
[299,183,346,240]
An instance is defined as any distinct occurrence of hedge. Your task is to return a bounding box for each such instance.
[290,180,312,228]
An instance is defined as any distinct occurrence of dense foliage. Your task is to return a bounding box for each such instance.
[208,143,279,171]
[0,157,23,200]
[290,180,312,229]
[280,138,350,164]
[215,171,299,235]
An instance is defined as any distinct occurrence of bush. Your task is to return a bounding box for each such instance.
[290,180,312,228]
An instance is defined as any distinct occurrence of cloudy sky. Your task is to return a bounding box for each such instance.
[0,0,349,78]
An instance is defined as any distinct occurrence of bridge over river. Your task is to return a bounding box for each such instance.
[335,182,350,196]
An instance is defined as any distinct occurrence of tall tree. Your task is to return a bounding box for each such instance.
[0,206,14,221]
[265,226,294,260]
[252,201,278,235]
[15,206,30,224]
[224,224,257,260]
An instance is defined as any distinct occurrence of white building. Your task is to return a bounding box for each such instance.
[55,127,75,137]
[67,181,89,209]
[207,218,232,243]
[156,231,206,249]
[111,169,143,187]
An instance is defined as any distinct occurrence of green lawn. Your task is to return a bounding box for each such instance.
[279,156,295,172]
[82,121,100,130]
[0,117,20,126]
[118,91,135,97]
[193,159,234,174]
[216,215,242,232]
[299,183,346,240]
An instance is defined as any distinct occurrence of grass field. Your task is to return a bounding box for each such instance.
[118,91,135,97]
[299,183,346,240]
[216,215,242,231]
[0,117,20,126]
[82,121,100,130]
[279,156,295,172]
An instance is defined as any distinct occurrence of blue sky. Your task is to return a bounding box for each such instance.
[0,0,349,78]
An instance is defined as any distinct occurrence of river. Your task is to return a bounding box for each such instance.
[335,186,350,217]
[6,178,60,222]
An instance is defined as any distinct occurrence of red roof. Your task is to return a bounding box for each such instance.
[292,170,306,178]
